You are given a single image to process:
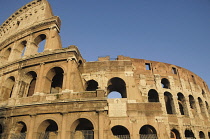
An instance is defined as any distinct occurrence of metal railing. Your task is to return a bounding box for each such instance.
[114,135,130,139]
[38,131,58,139]
[10,133,26,139]
[140,134,158,139]
[71,130,94,139]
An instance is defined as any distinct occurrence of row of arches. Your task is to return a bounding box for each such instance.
[3,34,46,61]
[148,89,210,117]
[2,67,64,101]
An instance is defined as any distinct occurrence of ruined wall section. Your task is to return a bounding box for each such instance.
[0,0,62,66]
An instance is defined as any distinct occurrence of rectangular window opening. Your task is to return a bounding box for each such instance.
[172,67,177,74]
[145,63,151,70]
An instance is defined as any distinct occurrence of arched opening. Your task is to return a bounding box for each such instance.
[86,80,98,91]
[45,67,64,94]
[18,41,27,57]
[205,101,210,115]
[161,78,170,89]
[177,93,188,115]
[71,118,94,139]
[3,76,15,100]
[185,130,195,138]
[170,129,181,139]
[148,89,159,102]
[139,125,158,139]
[108,91,122,98]
[111,125,130,139]
[27,71,37,97]
[34,34,46,52]
[11,121,27,139]
[189,95,197,114]
[5,48,11,60]
[199,131,205,139]
[107,77,127,98]
[37,119,58,139]
[208,132,210,139]
[202,89,206,98]
[164,92,175,114]
[198,97,206,116]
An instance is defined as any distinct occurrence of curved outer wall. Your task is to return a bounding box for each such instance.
[0,0,209,139]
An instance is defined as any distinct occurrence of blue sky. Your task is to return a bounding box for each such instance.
[0,0,210,88]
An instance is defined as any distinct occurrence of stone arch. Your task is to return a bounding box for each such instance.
[107,77,127,98]
[37,119,58,139]
[161,78,170,89]
[0,124,3,136]
[199,131,205,139]
[139,125,158,139]
[3,76,15,100]
[44,67,64,94]
[205,101,210,115]
[170,129,181,139]
[148,89,159,102]
[15,40,27,58]
[11,121,27,139]
[70,118,94,139]
[4,47,12,61]
[185,129,195,138]
[202,89,206,98]
[164,92,175,114]
[111,125,130,138]
[198,97,206,116]
[34,34,47,52]
[85,80,98,91]
[189,95,197,112]
[26,71,37,96]
[177,93,188,115]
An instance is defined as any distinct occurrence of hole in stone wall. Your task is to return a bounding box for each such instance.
[145,63,151,70]
[161,78,170,89]
[86,80,98,91]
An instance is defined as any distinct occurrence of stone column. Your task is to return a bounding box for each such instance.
[27,115,36,139]
[60,113,67,139]
[35,63,45,94]
[98,111,104,139]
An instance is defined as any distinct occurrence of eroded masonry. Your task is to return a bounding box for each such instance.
[0,0,209,139]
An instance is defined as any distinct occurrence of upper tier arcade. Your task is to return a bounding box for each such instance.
[0,0,62,65]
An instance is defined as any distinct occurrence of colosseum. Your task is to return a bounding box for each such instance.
[0,0,209,139]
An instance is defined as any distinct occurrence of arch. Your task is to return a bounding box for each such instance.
[3,76,15,100]
[111,125,130,139]
[198,97,206,116]
[11,121,27,139]
[205,101,210,114]
[37,119,58,139]
[16,40,27,58]
[86,80,98,91]
[44,67,64,94]
[139,125,158,139]
[0,124,3,135]
[26,71,37,96]
[199,131,205,139]
[148,89,159,102]
[164,92,175,114]
[189,95,197,110]
[202,89,206,98]
[161,78,170,89]
[34,34,46,52]
[107,77,127,98]
[71,118,94,139]
[4,47,11,60]
[170,129,181,139]
[185,130,195,138]
[177,93,188,115]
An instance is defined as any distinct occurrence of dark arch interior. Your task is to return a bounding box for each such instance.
[111,125,130,135]
[0,124,3,134]
[199,131,205,138]
[148,89,159,102]
[86,80,98,91]
[164,92,174,114]
[50,67,64,94]
[75,118,94,131]
[45,120,58,132]
[185,130,194,137]
[27,71,37,97]
[107,77,127,98]
[161,78,170,89]
[139,125,157,134]
[171,129,181,139]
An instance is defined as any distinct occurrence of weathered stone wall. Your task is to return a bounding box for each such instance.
[0,0,209,139]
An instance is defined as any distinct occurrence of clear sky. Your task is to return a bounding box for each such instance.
[0,0,210,88]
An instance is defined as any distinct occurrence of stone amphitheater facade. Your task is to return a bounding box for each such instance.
[0,0,209,139]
